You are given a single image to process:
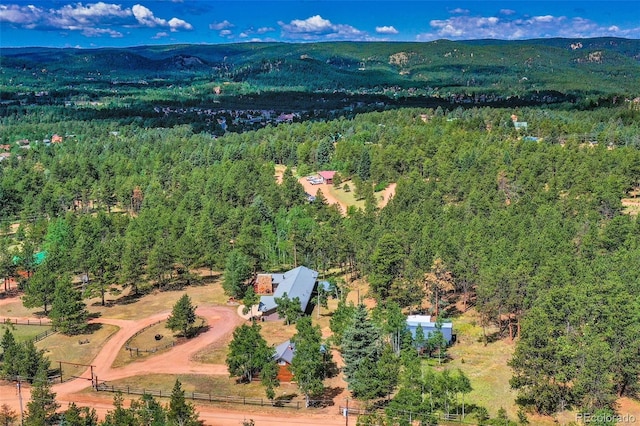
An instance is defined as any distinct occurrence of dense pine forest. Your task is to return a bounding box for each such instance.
[1,39,640,424]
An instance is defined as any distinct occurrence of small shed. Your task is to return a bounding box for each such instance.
[273,340,296,381]
[317,171,336,185]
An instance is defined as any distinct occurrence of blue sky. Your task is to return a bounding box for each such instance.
[1,1,639,48]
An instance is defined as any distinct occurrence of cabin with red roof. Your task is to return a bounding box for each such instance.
[317,170,336,185]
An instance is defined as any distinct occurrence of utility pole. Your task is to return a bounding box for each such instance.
[344,397,349,426]
[17,379,24,425]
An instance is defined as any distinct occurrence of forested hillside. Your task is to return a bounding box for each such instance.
[2,38,639,111]
[1,100,640,417]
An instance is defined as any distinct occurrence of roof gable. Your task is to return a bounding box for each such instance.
[259,266,318,312]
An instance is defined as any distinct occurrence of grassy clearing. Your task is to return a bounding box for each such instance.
[326,181,365,210]
[0,324,49,342]
[94,373,302,402]
[445,309,524,421]
[38,324,119,380]
[0,297,44,318]
[87,277,226,321]
[111,319,180,368]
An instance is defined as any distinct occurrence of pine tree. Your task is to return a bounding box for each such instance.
[242,285,259,317]
[19,340,50,384]
[0,404,18,426]
[50,277,89,335]
[21,260,56,315]
[24,365,59,426]
[341,304,381,381]
[166,294,197,338]
[290,317,325,407]
[226,323,276,383]
[316,138,334,167]
[0,329,19,378]
[222,249,253,299]
[102,392,133,426]
[167,379,200,426]
[274,292,302,325]
[62,402,98,426]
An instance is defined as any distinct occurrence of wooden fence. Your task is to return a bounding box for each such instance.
[95,383,302,409]
[123,318,177,355]
[2,317,51,326]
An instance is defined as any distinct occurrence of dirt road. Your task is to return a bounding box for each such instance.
[0,294,348,425]
[298,178,345,214]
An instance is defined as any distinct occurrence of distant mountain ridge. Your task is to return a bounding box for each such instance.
[1,37,639,102]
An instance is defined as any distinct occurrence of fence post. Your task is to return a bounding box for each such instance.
[127,385,130,394]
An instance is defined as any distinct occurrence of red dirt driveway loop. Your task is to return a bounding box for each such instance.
[0,295,348,425]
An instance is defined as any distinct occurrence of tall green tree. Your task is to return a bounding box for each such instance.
[50,277,89,335]
[341,304,381,382]
[62,402,99,426]
[24,365,59,426]
[222,249,253,299]
[166,294,197,338]
[226,323,275,383]
[274,292,302,325]
[0,329,20,378]
[290,317,325,407]
[21,259,57,315]
[167,379,200,426]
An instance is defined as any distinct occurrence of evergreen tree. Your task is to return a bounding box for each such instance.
[316,138,335,167]
[19,340,50,384]
[242,285,259,317]
[222,249,253,299]
[62,402,98,426]
[130,393,167,426]
[167,379,200,426]
[226,323,276,384]
[0,329,20,378]
[24,365,59,426]
[166,294,197,338]
[341,304,381,382]
[50,277,89,335]
[357,149,371,180]
[329,297,356,346]
[22,260,57,315]
[101,393,133,426]
[290,317,325,407]
[0,404,18,426]
[274,292,302,325]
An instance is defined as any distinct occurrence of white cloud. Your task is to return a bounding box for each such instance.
[132,4,165,27]
[376,25,398,35]
[168,17,192,31]
[417,12,640,41]
[219,29,232,36]
[279,15,368,40]
[0,4,43,24]
[209,20,233,30]
[1,2,191,38]
[450,8,469,14]
[152,31,169,39]
[256,26,275,34]
[81,27,123,38]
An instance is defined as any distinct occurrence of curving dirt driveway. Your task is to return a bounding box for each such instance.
[0,295,347,425]
[298,178,346,214]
